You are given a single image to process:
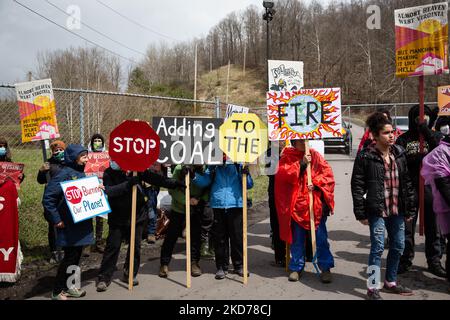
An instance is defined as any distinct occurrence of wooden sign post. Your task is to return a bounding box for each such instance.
[109,120,160,292]
[185,170,191,288]
[242,164,248,284]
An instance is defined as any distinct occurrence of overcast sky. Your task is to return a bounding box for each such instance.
[0,0,334,85]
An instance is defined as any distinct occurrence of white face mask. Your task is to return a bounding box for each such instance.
[440,125,449,136]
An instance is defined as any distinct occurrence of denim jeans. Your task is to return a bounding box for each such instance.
[289,216,334,272]
[144,188,158,235]
[368,214,405,283]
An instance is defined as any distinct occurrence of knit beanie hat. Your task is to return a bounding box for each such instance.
[50,140,66,152]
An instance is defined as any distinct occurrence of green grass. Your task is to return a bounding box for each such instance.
[12,148,49,263]
[250,175,268,204]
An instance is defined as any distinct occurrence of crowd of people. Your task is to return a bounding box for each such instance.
[0,105,449,300]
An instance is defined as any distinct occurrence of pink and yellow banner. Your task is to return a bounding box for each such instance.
[266,88,342,141]
[14,79,60,143]
[437,85,450,116]
[395,2,449,78]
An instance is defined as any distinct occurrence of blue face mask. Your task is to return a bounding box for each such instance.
[110,160,121,171]
[0,147,6,156]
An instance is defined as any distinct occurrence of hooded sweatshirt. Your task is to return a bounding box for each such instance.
[396,104,440,188]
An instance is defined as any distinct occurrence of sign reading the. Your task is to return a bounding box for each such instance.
[266,88,342,141]
[14,79,60,143]
[219,113,268,164]
[152,117,223,165]
[60,176,111,223]
[109,120,160,172]
[395,2,449,77]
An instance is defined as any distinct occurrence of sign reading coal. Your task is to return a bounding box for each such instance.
[152,117,223,165]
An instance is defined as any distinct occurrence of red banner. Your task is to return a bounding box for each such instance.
[84,152,110,180]
[0,179,20,281]
[0,162,24,191]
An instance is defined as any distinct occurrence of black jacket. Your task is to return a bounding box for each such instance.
[37,156,64,184]
[351,144,417,221]
[103,168,183,226]
[395,104,440,189]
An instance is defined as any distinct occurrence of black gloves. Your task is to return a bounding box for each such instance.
[181,166,194,177]
[241,166,250,175]
[127,175,141,187]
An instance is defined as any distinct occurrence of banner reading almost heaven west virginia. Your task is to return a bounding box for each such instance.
[395,2,449,77]
[14,79,60,143]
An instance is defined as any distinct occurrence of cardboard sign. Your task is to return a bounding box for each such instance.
[14,79,60,143]
[0,162,24,191]
[225,104,249,119]
[395,2,449,77]
[268,60,304,91]
[219,113,268,163]
[266,88,342,141]
[437,85,450,116]
[84,152,110,180]
[60,176,111,224]
[152,117,223,165]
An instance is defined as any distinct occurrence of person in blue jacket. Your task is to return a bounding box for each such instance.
[43,144,93,300]
[193,156,253,280]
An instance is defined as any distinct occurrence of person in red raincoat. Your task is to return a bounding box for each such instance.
[275,139,335,283]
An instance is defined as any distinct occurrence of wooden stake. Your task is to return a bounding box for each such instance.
[242,164,248,285]
[186,170,191,288]
[304,141,317,261]
[128,171,137,291]
[418,76,425,236]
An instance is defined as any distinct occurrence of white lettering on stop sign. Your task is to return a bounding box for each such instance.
[112,137,157,154]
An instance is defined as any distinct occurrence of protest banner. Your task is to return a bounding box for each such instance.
[0,179,22,283]
[60,176,111,224]
[219,113,268,284]
[395,2,448,236]
[153,116,222,288]
[437,85,450,116]
[152,117,223,165]
[266,88,342,141]
[225,104,249,120]
[395,2,448,77]
[84,152,110,180]
[0,162,24,191]
[109,120,160,291]
[268,60,304,91]
[14,79,60,162]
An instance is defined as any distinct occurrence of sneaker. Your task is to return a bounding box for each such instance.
[159,265,169,278]
[191,262,202,277]
[383,283,413,296]
[428,262,447,278]
[367,289,383,300]
[234,267,250,277]
[215,268,226,280]
[51,291,68,300]
[147,235,156,244]
[64,287,86,298]
[288,270,302,282]
[96,281,109,292]
[320,270,333,284]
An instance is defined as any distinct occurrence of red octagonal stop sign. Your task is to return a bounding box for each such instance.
[109,120,160,172]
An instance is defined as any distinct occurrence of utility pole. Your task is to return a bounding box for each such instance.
[263,1,276,87]
[194,44,198,115]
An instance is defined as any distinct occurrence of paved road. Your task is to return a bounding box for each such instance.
[29,123,450,300]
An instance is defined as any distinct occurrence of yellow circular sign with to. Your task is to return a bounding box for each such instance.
[219,113,268,163]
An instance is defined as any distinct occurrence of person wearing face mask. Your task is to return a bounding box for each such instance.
[395,104,446,277]
[87,133,107,254]
[435,116,450,140]
[42,144,92,300]
[96,160,185,292]
[0,137,12,162]
[37,140,66,264]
